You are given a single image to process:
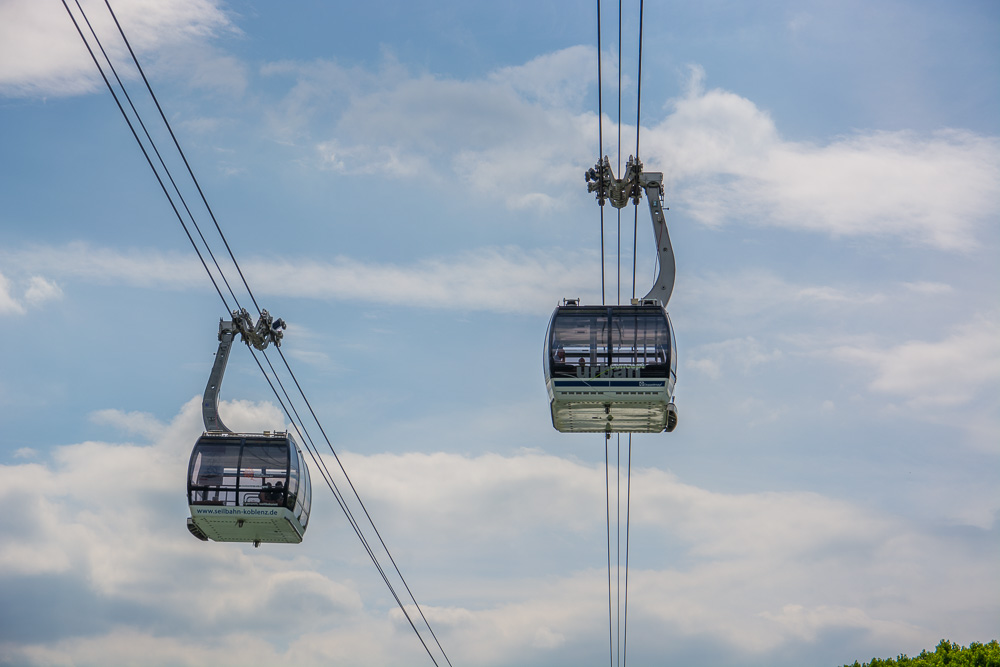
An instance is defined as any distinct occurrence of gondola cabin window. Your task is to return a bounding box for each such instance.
[548,306,672,380]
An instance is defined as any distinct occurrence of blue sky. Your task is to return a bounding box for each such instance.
[1,1,998,666]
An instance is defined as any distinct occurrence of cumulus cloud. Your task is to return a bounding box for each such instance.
[832,318,1000,408]
[269,55,999,248]
[643,67,1000,250]
[0,270,62,315]
[89,408,168,440]
[488,46,596,110]
[687,336,784,379]
[264,46,598,209]
[0,271,25,315]
[0,397,996,666]
[22,276,63,306]
[0,0,243,98]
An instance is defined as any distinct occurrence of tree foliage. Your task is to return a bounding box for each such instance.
[842,639,1000,667]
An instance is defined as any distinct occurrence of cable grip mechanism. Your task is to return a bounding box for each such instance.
[231,308,286,351]
[585,155,644,208]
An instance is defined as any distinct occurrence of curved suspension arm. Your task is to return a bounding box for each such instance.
[639,172,675,306]
[202,319,235,433]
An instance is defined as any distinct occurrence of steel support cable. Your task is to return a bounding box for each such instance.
[621,6,644,661]
[250,349,445,667]
[272,346,455,667]
[623,434,632,667]
[615,433,622,654]
[631,206,638,300]
[260,346,431,640]
[597,0,606,306]
[616,207,621,305]
[614,0,621,634]
[604,435,614,667]
[617,0,623,308]
[250,356,442,667]
[601,211,607,306]
[635,0,644,163]
[70,0,245,316]
[67,4,451,663]
[633,0,645,301]
[102,0,263,316]
[60,0,230,314]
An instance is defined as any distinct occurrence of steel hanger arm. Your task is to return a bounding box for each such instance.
[638,172,675,306]
[202,319,235,433]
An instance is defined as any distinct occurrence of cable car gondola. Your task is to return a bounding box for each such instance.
[186,318,311,546]
[544,165,679,433]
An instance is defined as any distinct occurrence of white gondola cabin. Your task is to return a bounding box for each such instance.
[187,431,311,545]
[545,301,677,433]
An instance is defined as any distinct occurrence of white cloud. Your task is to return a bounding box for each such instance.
[265,47,598,208]
[0,271,25,314]
[901,281,953,295]
[316,138,431,177]
[0,397,996,666]
[2,242,596,314]
[643,67,1000,250]
[273,55,999,248]
[89,408,167,440]
[688,336,783,379]
[253,247,593,314]
[1,242,206,288]
[488,45,596,110]
[10,12,996,252]
[832,318,1000,408]
[0,0,242,98]
[676,269,887,332]
[0,270,62,314]
[22,275,63,306]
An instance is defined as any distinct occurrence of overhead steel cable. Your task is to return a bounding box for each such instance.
[608,0,622,653]
[594,2,647,664]
[272,344,455,667]
[622,5,644,664]
[597,0,606,306]
[60,0,231,314]
[635,0,644,163]
[632,207,639,300]
[623,433,632,667]
[250,349,446,667]
[597,1,614,657]
[101,0,263,317]
[622,9,644,667]
[616,433,622,666]
[64,3,453,665]
[69,0,245,316]
[604,436,614,667]
[617,0,623,308]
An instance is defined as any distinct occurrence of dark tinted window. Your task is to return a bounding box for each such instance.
[239,440,289,506]
[297,456,312,528]
[548,306,671,378]
[610,308,671,369]
[188,439,241,505]
[549,308,608,376]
